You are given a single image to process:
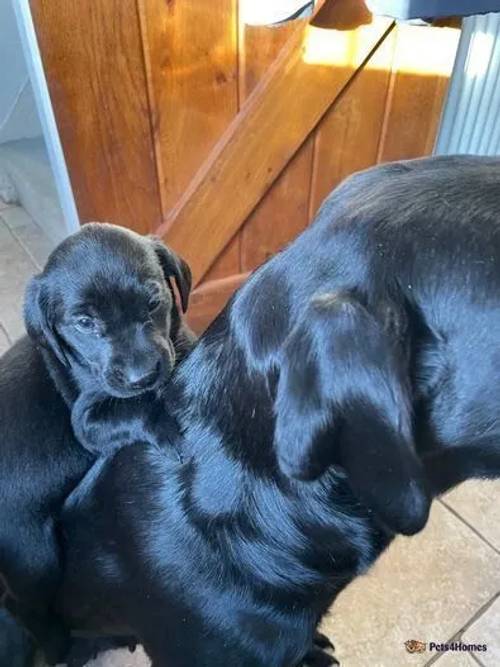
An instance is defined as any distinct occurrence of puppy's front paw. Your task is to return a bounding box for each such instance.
[71,394,99,454]
[71,393,122,456]
[301,632,339,667]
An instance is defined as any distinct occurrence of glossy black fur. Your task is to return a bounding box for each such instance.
[54,156,500,666]
[0,224,194,664]
[0,610,34,667]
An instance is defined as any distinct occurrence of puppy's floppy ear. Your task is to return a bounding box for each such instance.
[274,291,430,536]
[24,275,68,367]
[149,237,192,312]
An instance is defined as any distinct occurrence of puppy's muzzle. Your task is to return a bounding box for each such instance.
[107,356,165,395]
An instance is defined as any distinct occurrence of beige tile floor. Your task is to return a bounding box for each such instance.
[1,205,499,667]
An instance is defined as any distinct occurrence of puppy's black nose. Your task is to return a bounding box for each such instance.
[124,359,162,390]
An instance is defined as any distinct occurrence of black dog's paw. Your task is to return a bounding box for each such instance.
[70,394,101,455]
[312,632,335,652]
[71,393,129,457]
[301,632,339,667]
[65,636,137,667]
[301,647,339,667]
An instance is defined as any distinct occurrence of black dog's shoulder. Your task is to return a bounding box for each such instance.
[0,337,70,453]
[0,335,91,502]
[0,335,49,396]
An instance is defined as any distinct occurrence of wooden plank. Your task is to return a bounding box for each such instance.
[138,0,238,215]
[241,138,314,270]
[204,235,241,280]
[238,21,302,102]
[240,22,315,272]
[187,272,249,334]
[139,0,240,280]
[377,24,460,162]
[309,24,397,216]
[157,13,395,285]
[31,0,162,234]
[206,21,303,280]
[189,3,331,281]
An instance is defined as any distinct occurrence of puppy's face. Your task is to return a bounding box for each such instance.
[25,224,192,398]
[58,268,173,398]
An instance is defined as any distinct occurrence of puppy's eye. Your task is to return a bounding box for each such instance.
[148,296,162,313]
[75,315,97,334]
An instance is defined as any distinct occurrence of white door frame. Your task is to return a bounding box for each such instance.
[13,0,80,235]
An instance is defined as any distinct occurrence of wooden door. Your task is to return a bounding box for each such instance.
[31,0,460,333]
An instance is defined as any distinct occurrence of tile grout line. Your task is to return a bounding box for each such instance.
[424,591,500,666]
[439,497,500,556]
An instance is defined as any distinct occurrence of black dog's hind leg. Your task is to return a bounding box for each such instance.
[301,632,339,667]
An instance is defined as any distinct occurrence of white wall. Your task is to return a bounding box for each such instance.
[0,0,41,143]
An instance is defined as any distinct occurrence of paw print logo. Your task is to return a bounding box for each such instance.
[405,639,426,654]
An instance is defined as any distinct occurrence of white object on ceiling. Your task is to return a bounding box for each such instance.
[240,0,316,25]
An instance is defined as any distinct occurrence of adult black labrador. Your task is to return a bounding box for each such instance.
[52,156,500,666]
[0,224,193,664]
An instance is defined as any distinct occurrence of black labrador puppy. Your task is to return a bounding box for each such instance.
[50,157,500,665]
[0,223,194,664]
